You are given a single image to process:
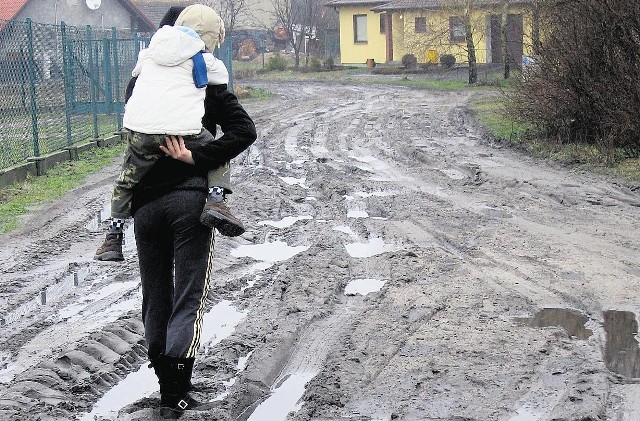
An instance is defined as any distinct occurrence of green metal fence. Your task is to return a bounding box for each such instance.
[0,19,149,170]
[0,18,234,172]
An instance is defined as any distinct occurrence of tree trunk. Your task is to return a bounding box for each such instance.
[531,2,541,56]
[502,2,510,79]
[465,0,477,84]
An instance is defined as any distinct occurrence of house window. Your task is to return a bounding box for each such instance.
[354,14,368,43]
[415,17,426,33]
[449,16,465,43]
[380,13,387,34]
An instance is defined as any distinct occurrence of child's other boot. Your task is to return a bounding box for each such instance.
[94,218,125,261]
[200,187,245,237]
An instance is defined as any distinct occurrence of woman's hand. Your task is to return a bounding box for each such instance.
[160,135,195,165]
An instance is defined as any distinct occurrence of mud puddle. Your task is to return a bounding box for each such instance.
[515,307,593,340]
[344,278,387,296]
[246,371,318,421]
[231,241,309,262]
[344,237,398,258]
[604,310,640,379]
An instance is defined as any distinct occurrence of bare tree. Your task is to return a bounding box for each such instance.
[501,0,510,79]
[530,0,542,56]
[197,0,255,33]
[271,0,321,68]
[463,0,478,84]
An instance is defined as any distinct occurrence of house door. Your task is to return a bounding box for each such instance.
[489,14,523,66]
[385,13,393,62]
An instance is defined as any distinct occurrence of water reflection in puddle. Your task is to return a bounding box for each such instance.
[515,308,593,340]
[278,176,308,189]
[201,300,247,351]
[333,225,357,236]
[231,241,309,262]
[258,215,312,228]
[345,237,398,258]
[79,364,156,421]
[344,279,387,296]
[347,210,369,218]
[603,310,640,378]
[246,372,318,421]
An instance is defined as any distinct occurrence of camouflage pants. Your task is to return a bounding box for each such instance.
[110,129,232,219]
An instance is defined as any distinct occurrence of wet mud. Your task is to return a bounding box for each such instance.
[0,81,639,420]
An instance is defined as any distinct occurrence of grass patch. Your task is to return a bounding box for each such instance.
[235,85,272,101]
[469,94,530,142]
[381,77,472,90]
[0,142,126,233]
[469,93,640,183]
[245,64,514,92]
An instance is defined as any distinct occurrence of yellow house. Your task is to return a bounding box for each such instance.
[325,0,535,66]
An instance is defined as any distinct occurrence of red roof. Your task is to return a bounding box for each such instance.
[0,0,155,32]
[0,0,29,21]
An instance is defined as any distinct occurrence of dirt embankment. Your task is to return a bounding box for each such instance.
[0,81,639,421]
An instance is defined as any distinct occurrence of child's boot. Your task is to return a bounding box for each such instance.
[200,187,245,237]
[94,218,125,261]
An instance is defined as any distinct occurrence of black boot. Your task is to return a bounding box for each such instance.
[150,357,197,393]
[156,355,206,419]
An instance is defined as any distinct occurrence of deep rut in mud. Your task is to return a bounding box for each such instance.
[0,81,639,420]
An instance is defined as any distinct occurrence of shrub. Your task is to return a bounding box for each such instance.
[309,57,322,71]
[510,0,640,158]
[323,56,335,70]
[401,53,417,69]
[440,54,456,69]
[266,53,287,71]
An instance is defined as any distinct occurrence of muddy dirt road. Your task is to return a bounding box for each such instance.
[0,81,639,421]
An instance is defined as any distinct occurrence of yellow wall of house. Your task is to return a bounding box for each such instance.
[338,5,387,65]
[522,11,535,57]
[391,6,532,64]
[336,5,532,65]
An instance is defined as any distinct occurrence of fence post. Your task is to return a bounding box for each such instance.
[61,22,73,146]
[87,25,99,138]
[25,18,40,157]
[111,27,122,129]
[103,36,113,114]
[133,31,140,59]
[217,37,233,93]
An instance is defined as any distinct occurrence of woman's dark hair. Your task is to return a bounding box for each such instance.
[158,6,186,28]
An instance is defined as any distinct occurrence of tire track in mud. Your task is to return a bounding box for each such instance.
[0,316,146,420]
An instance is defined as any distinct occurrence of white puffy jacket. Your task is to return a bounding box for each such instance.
[123,25,229,135]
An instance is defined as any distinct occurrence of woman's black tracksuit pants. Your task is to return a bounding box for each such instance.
[133,188,214,360]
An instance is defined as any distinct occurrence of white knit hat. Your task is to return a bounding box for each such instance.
[175,4,225,51]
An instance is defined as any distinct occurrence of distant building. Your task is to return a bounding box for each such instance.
[0,0,155,32]
[130,0,192,28]
[325,0,534,66]
[131,0,277,59]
